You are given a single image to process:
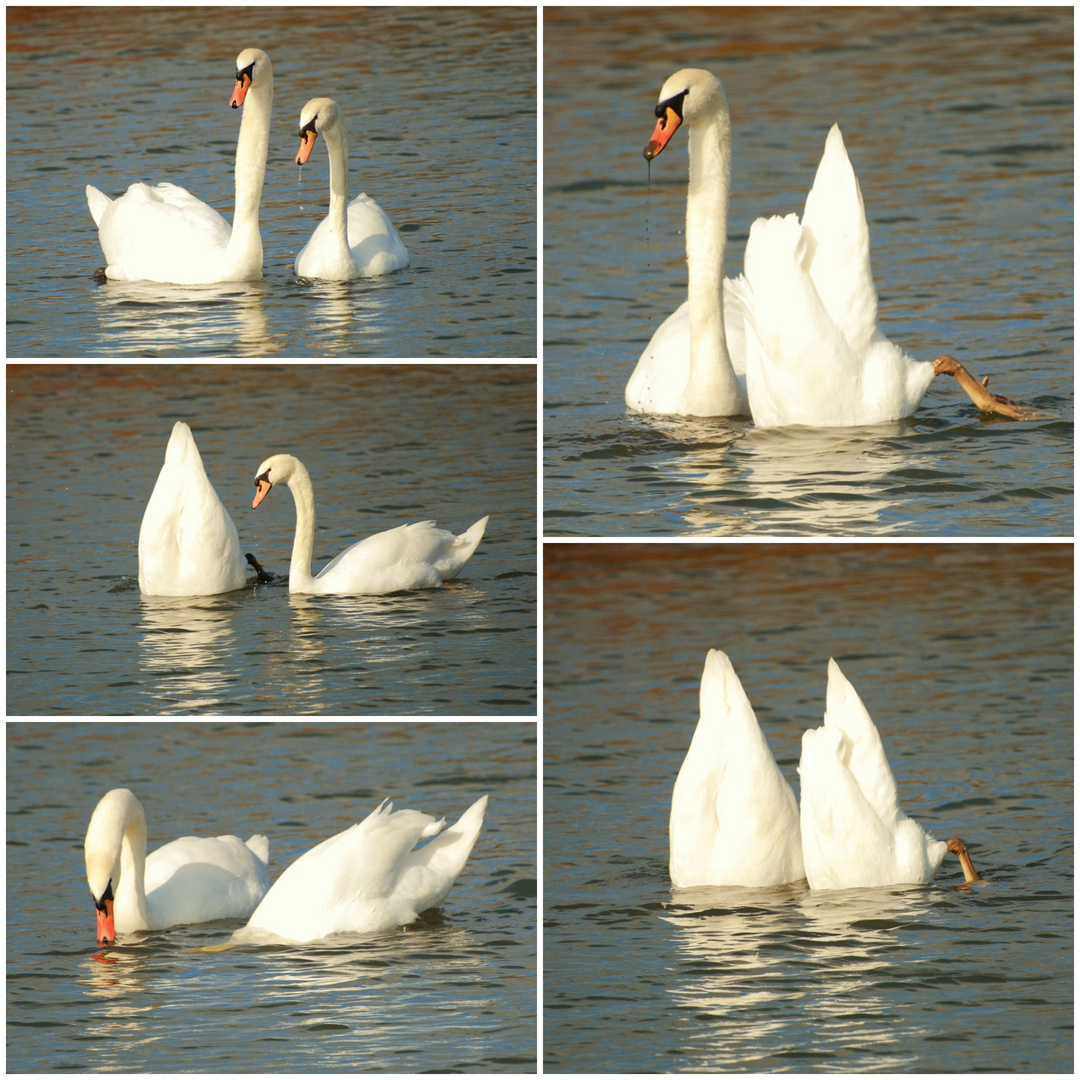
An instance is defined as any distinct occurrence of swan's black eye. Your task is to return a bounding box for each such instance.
[236,61,255,82]
[298,118,318,137]
[655,88,689,123]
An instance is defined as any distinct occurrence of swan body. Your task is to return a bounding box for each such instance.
[138,420,248,596]
[294,97,409,280]
[84,788,270,943]
[252,453,486,595]
[798,659,947,889]
[85,48,272,284]
[670,649,805,888]
[236,796,487,942]
[627,68,936,427]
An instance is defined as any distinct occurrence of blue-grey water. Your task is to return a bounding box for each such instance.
[6,364,536,715]
[7,6,536,358]
[543,7,1072,535]
[543,543,1072,1072]
[6,721,536,1072]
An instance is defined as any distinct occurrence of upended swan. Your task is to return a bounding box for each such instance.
[233,795,487,943]
[139,421,249,596]
[84,788,270,943]
[626,68,1036,426]
[252,453,487,595]
[294,96,410,280]
[85,48,272,283]
[798,659,948,889]
[670,649,804,888]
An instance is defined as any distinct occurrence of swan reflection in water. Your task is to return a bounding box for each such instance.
[627,413,919,534]
[88,279,278,356]
[660,883,937,1071]
[138,596,241,709]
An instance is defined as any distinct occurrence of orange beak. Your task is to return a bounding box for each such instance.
[230,69,251,109]
[644,105,682,161]
[96,896,115,944]
[253,478,272,509]
[296,129,318,167]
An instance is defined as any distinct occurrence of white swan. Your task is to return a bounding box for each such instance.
[85,48,272,284]
[626,68,943,427]
[251,453,487,595]
[670,650,804,888]
[84,788,270,943]
[235,796,487,943]
[798,659,947,889]
[138,420,248,596]
[293,97,409,280]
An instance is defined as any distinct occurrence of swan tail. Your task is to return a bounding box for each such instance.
[398,795,488,911]
[439,516,488,579]
[244,833,270,868]
[800,124,880,352]
[86,184,112,227]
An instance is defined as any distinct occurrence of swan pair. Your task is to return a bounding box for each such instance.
[84,788,487,943]
[138,421,487,597]
[670,650,979,891]
[628,68,1047,426]
[86,49,408,284]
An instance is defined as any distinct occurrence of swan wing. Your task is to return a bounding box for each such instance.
[296,194,409,279]
[314,517,486,594]
[142,833,271,928]
[670,650,803,887]
[799,725,897,889]
[89,182,233,283]
[138,421,247,596]
[241,799,484,942]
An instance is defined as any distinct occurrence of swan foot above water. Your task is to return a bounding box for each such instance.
[946,837,981,883]
[932,355,1056,420]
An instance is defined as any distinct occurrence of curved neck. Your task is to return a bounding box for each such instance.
[324,123,352,257]
[117,800,152,927]
[284,462,318,591]
[682,111,743,413]
[228,69,272,256]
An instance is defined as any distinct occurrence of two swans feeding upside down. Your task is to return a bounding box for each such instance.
[627,68,1052,426]
[670,650,981,891]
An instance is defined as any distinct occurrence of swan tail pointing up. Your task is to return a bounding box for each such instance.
[436,515,489,579]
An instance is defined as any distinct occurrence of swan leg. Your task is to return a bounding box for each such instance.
[932,355,1056,420]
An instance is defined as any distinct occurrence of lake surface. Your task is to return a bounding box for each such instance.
[6,721,537,1073]
[6,364,536,715]
[543,543,1073,1072]
[543,7,1073,535]
[7,6,536,357]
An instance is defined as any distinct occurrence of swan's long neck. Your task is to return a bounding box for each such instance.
[228,67,272,267]
[324,122,352,260]
[111,797,152,929]
[682,107,743,414]
[283,461,318,592]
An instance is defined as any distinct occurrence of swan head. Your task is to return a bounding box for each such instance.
[84,788,144,943]
[645,68,727,160]
[296,97,343,167]
[253,453,305,509]
[231,48,272,109]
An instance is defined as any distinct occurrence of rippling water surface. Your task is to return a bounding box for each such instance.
[7,6,536,357]
[543,8,1072,535]
[6,721,537,1072]
[543,544,1072,1072]
[6,364,536,715]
